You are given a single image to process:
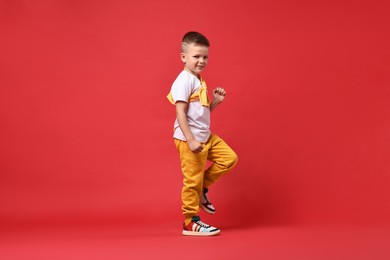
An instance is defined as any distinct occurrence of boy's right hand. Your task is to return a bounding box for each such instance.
[188,139,204,153]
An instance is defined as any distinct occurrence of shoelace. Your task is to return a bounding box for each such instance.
[195,220,210,228]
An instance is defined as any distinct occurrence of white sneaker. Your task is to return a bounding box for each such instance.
[182,216,220,236]
[200,188,216,214]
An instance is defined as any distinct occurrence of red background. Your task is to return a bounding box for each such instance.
[1,0,390,232]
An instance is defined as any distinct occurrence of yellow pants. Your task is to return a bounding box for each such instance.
[174,134,238,223]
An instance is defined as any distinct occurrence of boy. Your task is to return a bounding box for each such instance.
[167,32,238,236]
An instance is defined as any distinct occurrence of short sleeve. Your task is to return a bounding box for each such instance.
[170,72,193,103]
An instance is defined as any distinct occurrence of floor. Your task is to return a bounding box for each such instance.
[1,221,389,260]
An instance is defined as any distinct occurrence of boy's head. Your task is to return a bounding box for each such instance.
[181,31,210,53]
[181,31,210,76]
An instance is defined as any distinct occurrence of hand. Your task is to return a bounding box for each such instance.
[212,87,226,102]
[188,139,204,153]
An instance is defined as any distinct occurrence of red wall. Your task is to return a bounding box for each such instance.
[1,0,389,227]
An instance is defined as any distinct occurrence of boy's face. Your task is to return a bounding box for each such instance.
[181,43,209,76]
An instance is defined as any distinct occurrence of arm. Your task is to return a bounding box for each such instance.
[176,101,204,153]
[210,87,226,112]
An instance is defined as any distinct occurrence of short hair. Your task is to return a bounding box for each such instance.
[181,31,210,52]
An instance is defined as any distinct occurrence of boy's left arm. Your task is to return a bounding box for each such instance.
[210,87,226,112]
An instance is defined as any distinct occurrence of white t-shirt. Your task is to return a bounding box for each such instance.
[170,70,211,143]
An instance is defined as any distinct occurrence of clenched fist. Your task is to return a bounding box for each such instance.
[212,87,226,102]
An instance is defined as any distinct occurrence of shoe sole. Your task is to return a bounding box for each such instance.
[200,203,216,215]
[182,229,220,236]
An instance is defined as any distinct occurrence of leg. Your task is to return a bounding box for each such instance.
[174,139,208,224]
[203,134,238,188]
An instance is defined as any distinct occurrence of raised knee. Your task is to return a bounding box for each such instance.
[228,152,238,169]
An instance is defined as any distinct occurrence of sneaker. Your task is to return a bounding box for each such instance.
[182,216,220,236]
[200,188,216,214]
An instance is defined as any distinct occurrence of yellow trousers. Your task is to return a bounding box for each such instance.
[174,134,238,222]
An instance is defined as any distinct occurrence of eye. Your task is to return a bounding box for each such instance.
[193,55,200,58]
[204,56,208,60]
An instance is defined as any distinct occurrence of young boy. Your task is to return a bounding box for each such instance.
[167,32,238,236]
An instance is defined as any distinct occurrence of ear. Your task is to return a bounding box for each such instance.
[180,52,186,63]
